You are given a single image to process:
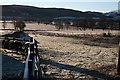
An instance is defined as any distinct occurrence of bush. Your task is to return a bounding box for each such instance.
[103,33,107,37]
[108,32,111,37]
[103,32,112,37]
[14,20,26,31]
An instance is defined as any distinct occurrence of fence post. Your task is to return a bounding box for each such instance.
[30,43,34,59]
[117,41,120,75]
[24,38,42,79]
[28,60,32,79]
[30,37,33,42]
[28,43,35,80]
[34,69,38,80]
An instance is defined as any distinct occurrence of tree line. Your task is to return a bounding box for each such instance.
[53,19,120,31]
[2,18,120,31]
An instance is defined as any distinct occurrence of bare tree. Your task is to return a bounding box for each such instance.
[2,20,7,29]
[55,20,64,30]
[14,20,26,31]
[64,21,70,30]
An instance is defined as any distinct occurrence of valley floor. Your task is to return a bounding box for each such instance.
[31,33,119,79]
[0,23,120,79]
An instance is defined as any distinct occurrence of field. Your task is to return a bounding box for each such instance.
[0,22,57,30]
[0,22,120,79]
[32,34,118,79]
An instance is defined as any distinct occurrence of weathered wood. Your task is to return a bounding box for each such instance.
[117,41,120,75]
[30,37,33,42]
[23,48,31,80]
[28,60,33,79]
[35,40,41,62]
[34,69,38,80]
[23,38,42,80]
[2,34,42,79]
[30,44,34,60]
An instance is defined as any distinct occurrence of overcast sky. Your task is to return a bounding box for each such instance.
[0,0,119,13]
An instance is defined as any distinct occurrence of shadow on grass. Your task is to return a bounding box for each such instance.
[71,36,119,48]
[2,53,24,80]
[41,59,118,80]
[38,48,118,80]
[35,30,119,48]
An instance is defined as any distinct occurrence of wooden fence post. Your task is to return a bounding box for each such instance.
[117,41,120,75]
[30,37,33,42]
[34,69,38,80]
[24,38,42,80]
[30,43,34,60]
[28,60,32,78]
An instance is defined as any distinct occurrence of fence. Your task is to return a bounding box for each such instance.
[1,36,43,79]
[23,38,43,80]
[117,41,120,75]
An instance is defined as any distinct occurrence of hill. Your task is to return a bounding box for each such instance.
[104,10,120,20]
[2,5,105,20]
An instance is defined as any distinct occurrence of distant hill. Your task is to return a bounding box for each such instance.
[104,10,120,20]
[2,5,106,20]
[104,10,118,17]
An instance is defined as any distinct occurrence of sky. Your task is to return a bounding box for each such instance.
[0,0,120,13]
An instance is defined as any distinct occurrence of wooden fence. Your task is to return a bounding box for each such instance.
[117,41,120,75]
[1,35,44,79]
[23,38,43,80]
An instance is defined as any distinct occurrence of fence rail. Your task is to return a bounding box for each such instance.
[1,36,43,80]
[117,41,120,75]
[23,38,43,80]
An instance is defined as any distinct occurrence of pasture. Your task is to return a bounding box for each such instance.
[0,22,120,79]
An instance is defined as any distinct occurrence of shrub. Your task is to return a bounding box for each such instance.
[103,33,107,37]
[103,32,112,37]
[107,32,112,37]
[14,20,26,31]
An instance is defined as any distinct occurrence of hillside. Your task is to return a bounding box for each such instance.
[2,5,105,20]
